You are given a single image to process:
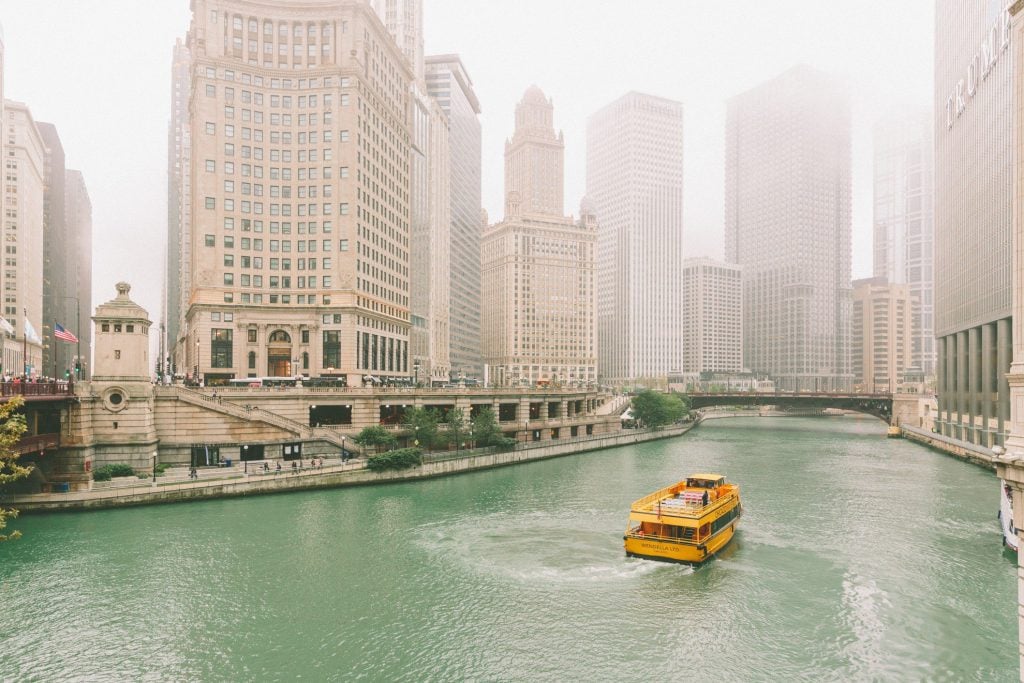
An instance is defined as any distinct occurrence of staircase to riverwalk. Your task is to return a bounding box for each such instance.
[165,386,363,455]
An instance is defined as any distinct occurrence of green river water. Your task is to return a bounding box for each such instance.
[0,416,1017,681]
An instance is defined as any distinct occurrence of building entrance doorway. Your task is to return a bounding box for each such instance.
[267,329,292,377]
[268,355,291,377]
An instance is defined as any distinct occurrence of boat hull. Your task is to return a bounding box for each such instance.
[1000,479,1019,552]
[624,521,739,565]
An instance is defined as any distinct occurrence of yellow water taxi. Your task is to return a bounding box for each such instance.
[623,473,741,564]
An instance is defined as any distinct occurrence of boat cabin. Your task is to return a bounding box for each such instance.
[686,474,725,489]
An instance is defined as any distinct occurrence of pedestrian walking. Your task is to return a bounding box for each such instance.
[275,461,281,475]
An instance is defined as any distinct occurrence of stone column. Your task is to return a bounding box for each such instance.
[936,336,946,428]
[983,323,995,446]
[946,334,957,436]
[1000,318,1013,442]
[969,327,980,442]
[957,331,969,439]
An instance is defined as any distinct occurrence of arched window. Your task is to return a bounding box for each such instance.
[269,330,291,344]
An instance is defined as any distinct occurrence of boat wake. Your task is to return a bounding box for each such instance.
[415,511,674,583]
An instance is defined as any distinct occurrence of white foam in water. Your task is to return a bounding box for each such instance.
[414,511,689,583]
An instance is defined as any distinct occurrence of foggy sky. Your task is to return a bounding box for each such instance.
[1,0,933,345]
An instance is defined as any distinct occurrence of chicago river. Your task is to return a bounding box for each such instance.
[0,417,1015,680]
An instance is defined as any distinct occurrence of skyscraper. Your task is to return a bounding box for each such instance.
[725,65,852,392]
[372,0,451,385]
[481,87,596,387]
[64,169,92,379]
[586,92,684,382]
[934,1,1012,446]
[170,0,413,387]
[2,100,45,377]
[680,259,742,376]
[872,111,935,379]
[37,122,67,378]
[425,54,483,381]
[167,38,191,375]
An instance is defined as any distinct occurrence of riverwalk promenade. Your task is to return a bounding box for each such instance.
[3,423,691,512]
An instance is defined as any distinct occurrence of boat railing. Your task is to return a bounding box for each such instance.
[631,488,738,516]
[625,525,700,545]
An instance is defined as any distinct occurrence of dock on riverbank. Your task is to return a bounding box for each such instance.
[2,424,694,512]
[899,424,996,470]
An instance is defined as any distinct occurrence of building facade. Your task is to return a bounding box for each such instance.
[371,0,450,385]
[481,87,596,387]
[851,277,914,393]
[934,0,1013,446]
[167,38,191,374]
[725,65,853,392]
[170,0,414,388]
[2,100,45,377]
[37,122,67,379]
[408,86,450,384]
[872,111,935,379]
[425,54,483,381]
[586,92,684,383]
[64,170,92,379]
[680,258,742,376]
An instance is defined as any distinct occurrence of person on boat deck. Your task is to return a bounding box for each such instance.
[702,490,709,506]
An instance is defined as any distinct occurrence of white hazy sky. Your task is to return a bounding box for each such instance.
[1,0,933,339]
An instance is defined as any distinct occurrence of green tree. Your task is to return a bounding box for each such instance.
[471,407,502,448]
[630,390,686,428]
[354,425,397,454]
[405,406,441,450]
[0,397,29,542]
[445,407,466,451]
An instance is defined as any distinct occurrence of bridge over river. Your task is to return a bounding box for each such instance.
[687,391,894,423]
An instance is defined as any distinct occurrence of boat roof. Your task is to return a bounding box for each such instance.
[690,473,724,480]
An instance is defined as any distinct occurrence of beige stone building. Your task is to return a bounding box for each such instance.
[2,99,45,378]
[481,87,596,387]
[170,0,414,387]
[851,277,914,393]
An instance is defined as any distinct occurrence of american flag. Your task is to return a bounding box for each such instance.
[54,323,78,343]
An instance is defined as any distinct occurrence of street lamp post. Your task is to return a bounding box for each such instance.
[195,338,201,385]
[243,445,249,474]
[414,361,421,387]
[151,451,158,485]
[341,435,347,462]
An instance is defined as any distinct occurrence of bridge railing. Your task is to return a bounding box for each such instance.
[0,381,73,399]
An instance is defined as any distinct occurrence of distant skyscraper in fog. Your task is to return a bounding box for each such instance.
[425,54,483,380]
[725,65,852,392]
[872,111,934,378]
[586,92,684,382]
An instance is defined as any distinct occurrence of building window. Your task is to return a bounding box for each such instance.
[247,328,257,343]
[323,330,340,368]
[301,329,309,344]
[205,197,216,209]
[248,350,256,369]
[205,235,216,247]
[211,329,233,368]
